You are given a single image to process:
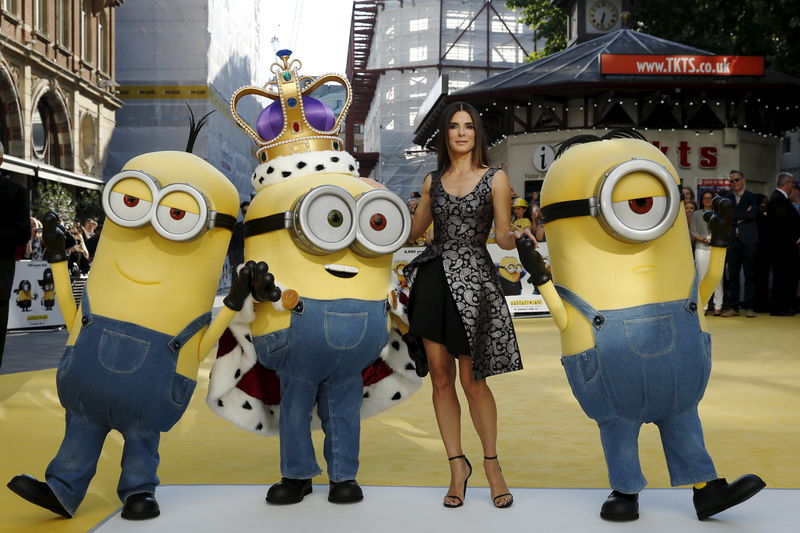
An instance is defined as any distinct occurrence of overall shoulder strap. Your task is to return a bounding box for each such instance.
[168,312,213,355]
[553,284,607,331]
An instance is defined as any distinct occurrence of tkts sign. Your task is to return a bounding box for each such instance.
[600,55,765,76]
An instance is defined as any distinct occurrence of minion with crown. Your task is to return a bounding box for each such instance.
[207,50,422,505]
[515,130,765,522]
[7,142,277,520]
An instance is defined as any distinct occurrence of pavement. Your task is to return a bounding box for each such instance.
[0,295,227,375]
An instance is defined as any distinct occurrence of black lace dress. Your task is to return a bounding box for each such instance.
[404,168,523,380]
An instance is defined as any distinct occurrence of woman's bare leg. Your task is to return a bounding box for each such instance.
[424,338,471,505]
[458,356,512,507]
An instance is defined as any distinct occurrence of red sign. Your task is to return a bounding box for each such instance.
[600,54,765,76]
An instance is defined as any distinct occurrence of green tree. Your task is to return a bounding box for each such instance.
[630,0,800,78]
[32,181,77,224]
[77,188,104,223]
[506,0,566,59]
[506,0,800,77]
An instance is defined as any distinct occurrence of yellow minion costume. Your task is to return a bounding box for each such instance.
[207,50,423,505]
[6,145,276,520]
[516,130,765,522]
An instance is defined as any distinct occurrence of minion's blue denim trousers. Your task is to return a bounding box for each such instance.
[45,292,208,515]
[556,279,718,495]
[254,297,389,482]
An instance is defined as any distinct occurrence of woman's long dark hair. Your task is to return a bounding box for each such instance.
[435,101,489,174]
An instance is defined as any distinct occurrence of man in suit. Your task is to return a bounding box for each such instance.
[0,142,32,367]
[766,173,800,316]
[721,170,760,317]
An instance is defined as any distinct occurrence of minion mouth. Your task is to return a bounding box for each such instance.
[114,259,161,285]
[324,264,359,279]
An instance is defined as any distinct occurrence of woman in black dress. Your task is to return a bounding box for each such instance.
[404,102,523,509]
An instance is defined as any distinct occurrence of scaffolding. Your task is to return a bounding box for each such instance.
[346,0,537,199]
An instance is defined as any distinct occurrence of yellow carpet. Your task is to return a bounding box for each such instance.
[1,315,798,532]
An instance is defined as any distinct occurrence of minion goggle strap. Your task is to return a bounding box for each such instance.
[541,159,681,243]
[244,184,411,257]
[102,170,236,242]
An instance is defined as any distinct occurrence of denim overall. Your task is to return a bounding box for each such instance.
[46,291,209,515]
[557,275,717,494]
[253,297,389,482]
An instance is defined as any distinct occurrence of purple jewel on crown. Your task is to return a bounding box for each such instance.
[229,48,352,162]
[255,95,336,141]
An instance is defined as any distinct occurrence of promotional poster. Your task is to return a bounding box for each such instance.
[7,261,65,329]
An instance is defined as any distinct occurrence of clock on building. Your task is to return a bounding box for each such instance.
[587,0,619,32]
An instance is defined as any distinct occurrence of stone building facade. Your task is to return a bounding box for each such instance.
[0,0,122,197]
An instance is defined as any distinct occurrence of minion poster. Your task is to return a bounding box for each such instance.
[7,261,65,329]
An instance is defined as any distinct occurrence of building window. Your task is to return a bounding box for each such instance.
[409,111,417,126]
[80,114,96,169]
[98,13,108,72]
[385,119,395,131]
[784,136,792,154]
[409,46,428,62]
[35,0,47,33]
[31,98,60,166]
[492,44,522,64]
[492,16,522,33]
[445,42,473,62]
[57,0,71,48]
[385,87,395,101]
[446,10,471,30]
[409,18,428,32]
[2,0,17,15]
[81,0,92,63]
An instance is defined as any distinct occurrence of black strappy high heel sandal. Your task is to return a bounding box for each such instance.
[484,455,513,508]
[443,455,472,508]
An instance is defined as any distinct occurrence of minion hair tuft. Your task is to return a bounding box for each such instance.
[185,103,216,154]
[554,129,648,160]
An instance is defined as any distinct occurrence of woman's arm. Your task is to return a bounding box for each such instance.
[407,174,434,243]
[492,170,520,250]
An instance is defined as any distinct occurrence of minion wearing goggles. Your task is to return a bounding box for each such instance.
[8,151,278,521]
[515,130,765,522]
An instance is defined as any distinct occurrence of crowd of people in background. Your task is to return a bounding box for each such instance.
[687,170,800,318]
[20,214,101,279]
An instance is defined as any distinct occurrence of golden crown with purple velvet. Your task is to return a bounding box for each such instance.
[229,50,352,163]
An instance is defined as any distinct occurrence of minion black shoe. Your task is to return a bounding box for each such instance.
[266,477,312,504]
[7,474,72,518]
[121,493,160,520]
[693,475,766,520]
[600,490,639,521]
[328,480,363,503]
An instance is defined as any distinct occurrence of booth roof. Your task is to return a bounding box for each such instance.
[455,29,800,98]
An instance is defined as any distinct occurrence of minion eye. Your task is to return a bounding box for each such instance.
[152,185,207,241]
[106,191,152,223]
[629,197,653,214]
[611,195,669,231]
[295,185,355,251]
[155,204,201,236]
[352,189,411,256]
[102,170,161,228]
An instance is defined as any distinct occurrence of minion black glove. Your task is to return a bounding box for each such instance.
[42,211,68,263]
[703,196,733,248]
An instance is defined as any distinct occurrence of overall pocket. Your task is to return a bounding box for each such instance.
[98,329,151,374]
[253,329,290,371]
[324,311,368,350]
[561,349,614,421]
[624,314,675,358]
